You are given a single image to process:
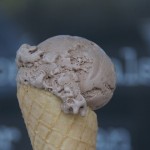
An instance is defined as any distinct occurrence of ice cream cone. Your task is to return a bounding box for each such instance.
[17,84,98,150]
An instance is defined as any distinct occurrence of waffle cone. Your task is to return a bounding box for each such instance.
[17,84,98,150]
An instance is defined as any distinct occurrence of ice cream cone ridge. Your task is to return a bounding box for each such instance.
[17,84,98,150]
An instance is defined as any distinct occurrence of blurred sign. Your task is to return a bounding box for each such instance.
[0,126,21,150]
[0,58,16,87]
[113,47,150,86]
[96,127,132,150]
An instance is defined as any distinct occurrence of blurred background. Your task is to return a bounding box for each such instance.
[0,0,150,150]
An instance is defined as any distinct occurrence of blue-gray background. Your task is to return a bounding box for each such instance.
[0,0,150,150]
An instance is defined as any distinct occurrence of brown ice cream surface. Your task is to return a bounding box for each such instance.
[16,35,116,116]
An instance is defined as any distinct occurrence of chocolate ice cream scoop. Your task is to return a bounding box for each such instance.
[16,35,116,116]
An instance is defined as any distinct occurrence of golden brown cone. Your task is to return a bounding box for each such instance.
[17,84,98,150]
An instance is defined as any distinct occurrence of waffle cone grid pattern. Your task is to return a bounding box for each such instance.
[17,85,98,150]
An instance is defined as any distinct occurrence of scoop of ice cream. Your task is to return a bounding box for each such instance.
[16,35,116,116]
